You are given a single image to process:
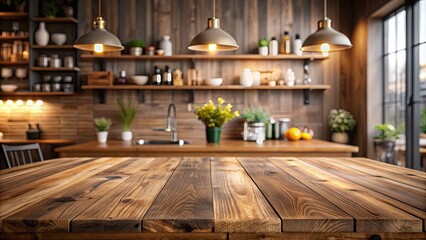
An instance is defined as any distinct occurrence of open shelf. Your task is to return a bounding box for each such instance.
[0,60,29,65]
[31,17,78,23]
[0,92,75,96]
[31,45,74,49]
[0,36,29,41]
[81,54,327,61]
[0,12,28,19]
[31,67,80,72]
[81,84,330,91]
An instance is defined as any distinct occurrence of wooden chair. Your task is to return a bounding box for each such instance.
[1,143,44,168]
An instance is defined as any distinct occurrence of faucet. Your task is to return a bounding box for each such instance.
[152,103,177,142]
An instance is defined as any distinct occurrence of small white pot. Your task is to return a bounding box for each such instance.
[331,132,349,144]
[258,46,268,56]
[130,47,143,56]
[97,131,108,143]
[121,131,133,142]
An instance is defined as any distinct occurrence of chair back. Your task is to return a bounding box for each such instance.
[1,143,44,168]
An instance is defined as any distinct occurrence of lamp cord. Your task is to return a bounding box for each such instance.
[98,0,101,18]
[324,0,327,19]
[213,0,215,18]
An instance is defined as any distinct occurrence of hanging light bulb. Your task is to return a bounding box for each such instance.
[74,0,123,53]
[26,100,34,105]
[301,0,352,53]
[188,0,238,52]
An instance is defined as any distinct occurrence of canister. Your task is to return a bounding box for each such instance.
[278,118,291,139]
[64,56,74,68]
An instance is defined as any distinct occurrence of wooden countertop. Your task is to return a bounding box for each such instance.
[0,139,75,144]
[0,157,424,239]
[55,139,359,158]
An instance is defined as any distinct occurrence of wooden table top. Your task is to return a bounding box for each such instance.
[0,139,75,144]
[0,157,424,240]
[55,139,359,158]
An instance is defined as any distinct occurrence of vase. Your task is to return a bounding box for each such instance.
[331,132,349,144]
[240,68,253,87]
[159,35,172,56]
[35,22,49,46]
[97,131,108,143]
[121,131,133,142]
[373,140,396,164]
[206,127,221,143]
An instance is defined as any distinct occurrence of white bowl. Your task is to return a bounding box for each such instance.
[1,68,13,79]
[1,84,18,92]
[51,33,67,45]
[15,68,27,79]
[205,77,223,86]
[131,75,149,85]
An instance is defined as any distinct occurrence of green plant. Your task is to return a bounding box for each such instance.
[374,123,399,140]
[42,0,58,17]
[258,38,269,47]
[241,107,270,124]
[117,98,137,131]
[195,98,240,128]
[124,40,145,48]
[328,109,356,132]
[421,108,426,134]
[94,117,113,132]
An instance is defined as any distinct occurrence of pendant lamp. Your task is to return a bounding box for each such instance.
[301,0,352,54]
[74,0,124,53]
[188,0,239,52]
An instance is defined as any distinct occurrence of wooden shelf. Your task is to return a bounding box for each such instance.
[0,92,75,96]
[31,45,74,49]
[81,84,330,91]
[0,36,29,41]
[31,67,80,72]
[0,12,28,19]
[31,17,78,23]
[0,60,29,65]
[81,54,327,61]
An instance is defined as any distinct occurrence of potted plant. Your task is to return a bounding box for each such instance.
[328,109,356,144]
[94,117,113,143]
[117,98,137,141]
[42,0,58,17]
[258,38,269,56]
[14,0,27,12]
[241,107,270,143]
[195,98,239,143]
[373,123,399,164]
[124,40,145,56]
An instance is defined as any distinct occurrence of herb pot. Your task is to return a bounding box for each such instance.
[331,132,349,144]
[121,131,133,142]
[97,131,108,143]
[206,127,221,143]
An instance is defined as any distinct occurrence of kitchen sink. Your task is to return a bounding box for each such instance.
[134,139,190,145]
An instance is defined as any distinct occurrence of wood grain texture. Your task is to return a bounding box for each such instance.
[71,158,181,232]
[143,158,214,233]
[238,157,353,232]
[270,157,423,233]
[211,157,281,233]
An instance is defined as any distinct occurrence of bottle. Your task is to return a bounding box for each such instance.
[152,66,162,85]
[280,31,291,54]
[117,70,127,84]
[293,34,303,56]
[163,65,173,85]
[159,35,172,56]
[269,37,278,56]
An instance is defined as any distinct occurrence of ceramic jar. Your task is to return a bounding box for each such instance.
[159,35,172,56]
[35,22,49,46]
[240,68,253,87]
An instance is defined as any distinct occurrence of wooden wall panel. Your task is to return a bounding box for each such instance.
[0,0,346,146]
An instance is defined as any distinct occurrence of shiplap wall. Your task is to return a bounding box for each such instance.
[0,0,343,143]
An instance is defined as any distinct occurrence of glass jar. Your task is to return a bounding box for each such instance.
[1,43,12,61]
[278,118,291,139]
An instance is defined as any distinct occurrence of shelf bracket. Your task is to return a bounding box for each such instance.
[303,89,311,105]
[138,90,145,103]
[95,90,106,104]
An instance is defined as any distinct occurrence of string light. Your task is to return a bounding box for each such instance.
[36,100,43,106]
[26,100,34,105]
[16,99,24,105]
[0,100,3,105]
[6,100,13,105]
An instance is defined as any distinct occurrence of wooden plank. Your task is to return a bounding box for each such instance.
[230,232,426,240]
[3,158,154,232]
[210,157,281,233]
[0,157,129,231]
[270,157,423,232]
[238,157,353,232]
[143,157,214,233]
[71,158,181,232]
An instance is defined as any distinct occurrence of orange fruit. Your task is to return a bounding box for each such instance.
[286,127,302,141]
[301,132,312,140]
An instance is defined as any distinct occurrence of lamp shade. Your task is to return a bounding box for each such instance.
[74,28,124,52]
[188,18,239,51]
[301,18,352,52]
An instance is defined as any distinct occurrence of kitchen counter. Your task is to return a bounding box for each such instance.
[0,157,424,239]
[55,139,359,158]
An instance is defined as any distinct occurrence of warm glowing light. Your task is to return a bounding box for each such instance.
[94,44,104,53]
[22,51,29,60]
[26,100,34,105]
[16,100,23,105]
[208,44,217,52]
[0,100,3,105]
[36,100,43,106]
[6,100,13,105]
[322,51,329,57]
[320,43,330,52]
